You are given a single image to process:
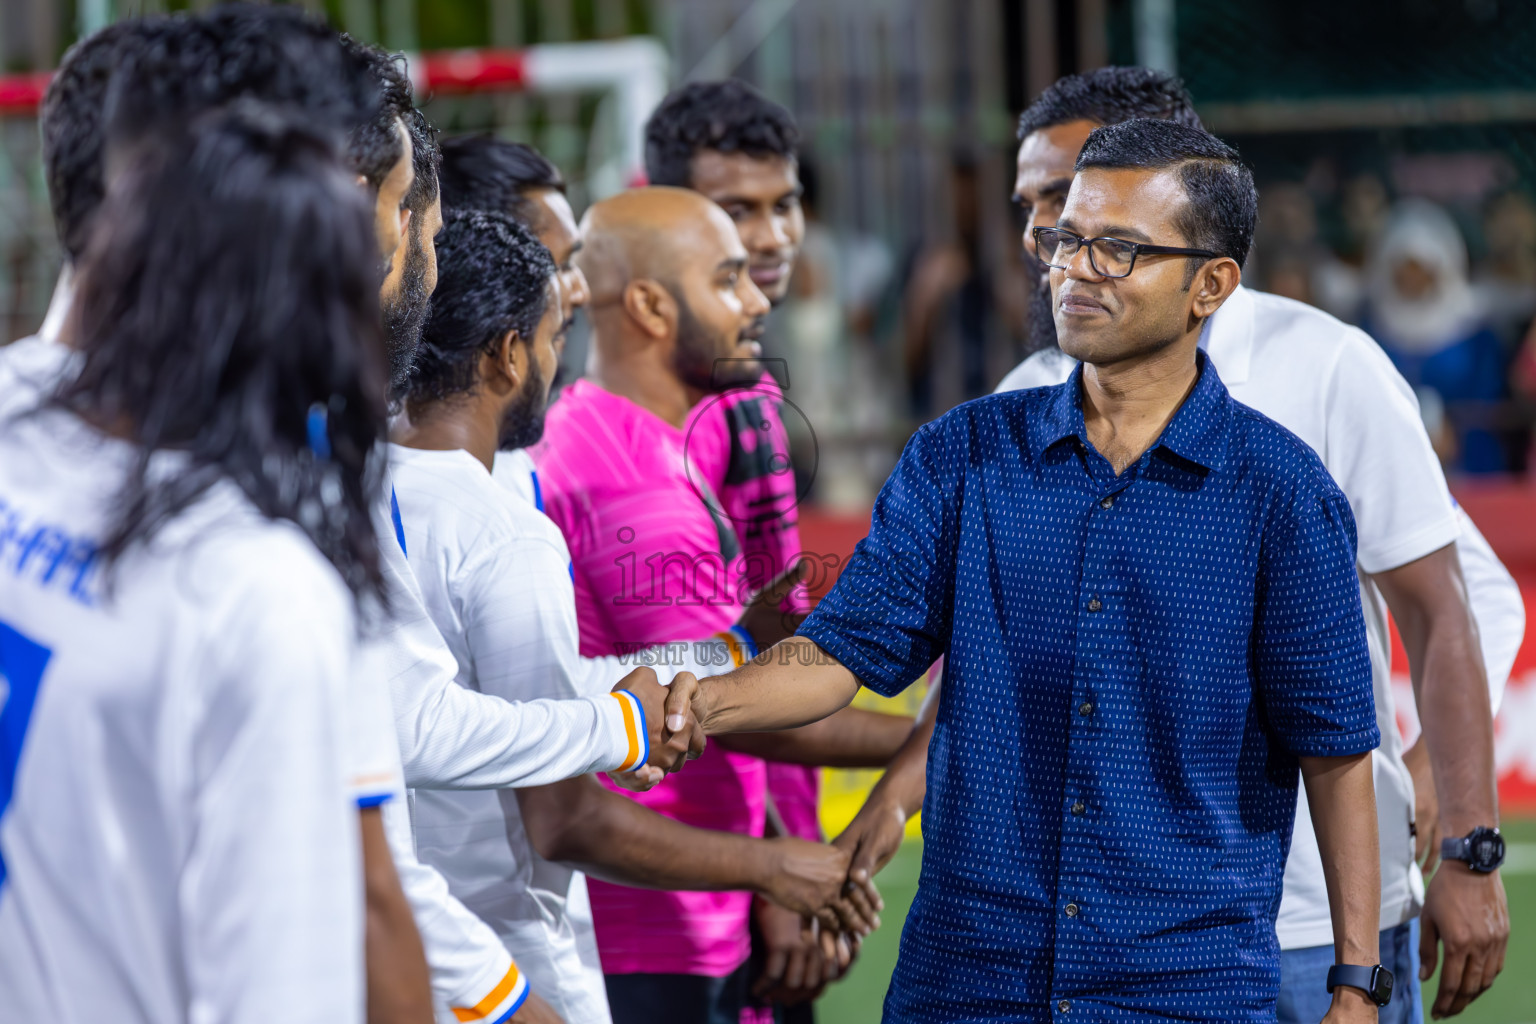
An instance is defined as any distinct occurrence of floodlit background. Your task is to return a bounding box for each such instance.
[3,2,1534,1021]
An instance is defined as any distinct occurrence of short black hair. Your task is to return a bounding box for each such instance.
[409,210,556,404]
[55,8,377,262]
[438,135,565,225]
[1017,66,1201,142]
[644,80,799,188]
[103,5,377,159]
[42,19,170,261]
[405,106,441,212]
[341,34,414,190]
[1075,118,1257,271]
[57,101,388,604]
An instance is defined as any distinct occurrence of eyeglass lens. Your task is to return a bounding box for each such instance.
[1037,230,1137,277]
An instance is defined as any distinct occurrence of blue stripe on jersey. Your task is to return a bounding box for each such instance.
[0,620,53,893]
[530,470,544,513]
[391,486,407,556]
[491,984,530,1024]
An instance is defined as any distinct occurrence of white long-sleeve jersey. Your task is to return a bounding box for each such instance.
[372,464,648,1022]
[394,444,743,1024]
[0,410,365,1024]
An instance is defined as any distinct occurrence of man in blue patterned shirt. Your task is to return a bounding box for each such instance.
[682,119,1386,1023]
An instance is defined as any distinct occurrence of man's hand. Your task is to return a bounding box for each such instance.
[509,991,565,1023]
[833,791,908,895]
[758,837,880,938]
[605,764,664,791]
[735,559,809,652]
[610,667,704,775]
[1404,740,1440,873]
[751,900,836,1006]
[1319,986,1379,1024]
[1420,862,1508,1019]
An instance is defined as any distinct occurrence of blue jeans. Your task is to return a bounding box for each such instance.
[1278,919,1422,1024]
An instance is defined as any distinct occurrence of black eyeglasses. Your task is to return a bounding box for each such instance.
[1032,226,1218,279]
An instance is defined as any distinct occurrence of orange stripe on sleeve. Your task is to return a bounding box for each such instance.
[610,690,643,771]
[714,630,746,668]
[452,962,525,1022]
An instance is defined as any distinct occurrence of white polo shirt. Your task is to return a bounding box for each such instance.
[393,444,742,1024]
[0,409,364,1024]
[998,284,1525,949]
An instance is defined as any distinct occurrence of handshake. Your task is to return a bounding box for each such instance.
[606,665,885,1001]
[607,666,708,787]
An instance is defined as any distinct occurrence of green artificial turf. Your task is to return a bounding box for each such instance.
[816,818,1536,1024]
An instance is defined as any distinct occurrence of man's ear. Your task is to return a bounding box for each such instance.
[622,279,676,341]
[488,329,523,395]
[1190,257,1241,321]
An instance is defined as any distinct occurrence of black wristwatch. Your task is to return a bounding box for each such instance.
[1441,826,1506,873]
[1327,964,1394,1007]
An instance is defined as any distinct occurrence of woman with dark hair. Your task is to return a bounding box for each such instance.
[0,102,390,1024]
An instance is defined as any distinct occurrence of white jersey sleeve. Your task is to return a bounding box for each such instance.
[375,487,643,790]
[1320,331,1460,574]
[1455,506,1525,713]
[459,534,586,702]
[347,635,405,807]
[382,797,530,1022]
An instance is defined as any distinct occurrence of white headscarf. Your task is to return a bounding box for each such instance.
[1367,199,1482,354]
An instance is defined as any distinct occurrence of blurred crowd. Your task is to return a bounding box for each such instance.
[1246,178,1536,477]
[769,159,1536,491]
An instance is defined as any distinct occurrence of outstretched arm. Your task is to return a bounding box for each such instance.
[516,775,865,932]
[694,637,862,736]
[717,706,914,767]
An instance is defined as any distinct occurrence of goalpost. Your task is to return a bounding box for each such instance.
[0,38,671,340]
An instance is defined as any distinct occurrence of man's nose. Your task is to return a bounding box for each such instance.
[741,275,771,317]
[746,213,789,253]
[1064,243,1104,281]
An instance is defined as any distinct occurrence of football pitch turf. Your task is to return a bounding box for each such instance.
[815,818,1536,1023]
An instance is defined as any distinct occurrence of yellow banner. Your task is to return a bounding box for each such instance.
[817,673,932,841]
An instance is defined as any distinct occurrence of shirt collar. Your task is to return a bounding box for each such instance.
[1030,348,1230,473]
[1200,283,1254,386]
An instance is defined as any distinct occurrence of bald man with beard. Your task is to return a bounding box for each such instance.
[530,188,909,1024]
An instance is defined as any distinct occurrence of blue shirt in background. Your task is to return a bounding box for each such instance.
[799,352,1378,1023]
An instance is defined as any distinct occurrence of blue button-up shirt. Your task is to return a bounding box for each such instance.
[800,353,1377,1023]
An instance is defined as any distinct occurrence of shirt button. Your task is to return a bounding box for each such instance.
[1058,999,1071,1012]
[1086,597,1102,612]
[1071,801,1085,815]
[1099,495,1115,509]
[1065,903,1079,917]
[1079,701,1094,716]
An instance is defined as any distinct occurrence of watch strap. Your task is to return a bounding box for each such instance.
[1441,835,1471,863]
[1327,964,1392,1007]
